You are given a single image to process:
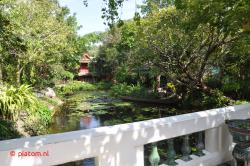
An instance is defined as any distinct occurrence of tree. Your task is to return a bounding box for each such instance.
[0,0,82,87]
[221,35,250,100]
[131,0,249,96]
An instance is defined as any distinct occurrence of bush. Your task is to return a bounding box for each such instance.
[110,83,158,98]
[114,65,138,84]
[95,81,112,90]
[61,71,74,81]
[234,100,249,105]
[222,82,240,94]
[202,90,231,109]
[182,89,231,109]
[0,120,21,140]
[56,81,97,95]
[24,104,52,135]
[0,84,38,121]
[166,82,176,93]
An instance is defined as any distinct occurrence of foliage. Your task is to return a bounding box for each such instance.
[56,81,114,95]
[234,100,249,105]
[95,0,249,103]
[133,1,248,96]
[0,120,20,140]
[114,64,138,84]
[0,0,84,87]
[99,0,125,27]
[56,70,75,82]
[85,0,250,109]
[181,89,232,109]
[90,31,120,80]
[140,0,172,14]
[201,90,231,109]
[95,81,113,90]
[23,103,52,135]
[221,35,250,100]
[56,81,98,95]
[166,82,176,93]
[0,84,54,137]
[0,84,38,121]
[110,83,159,98]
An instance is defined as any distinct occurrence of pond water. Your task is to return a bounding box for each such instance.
[49,91,182,134]
[48,90,189,166]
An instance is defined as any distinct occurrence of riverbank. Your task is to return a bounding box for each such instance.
[15,96,63,138]
[0,84,64,140]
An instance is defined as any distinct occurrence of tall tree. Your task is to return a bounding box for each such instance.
[1,0,81,87]
[132,0,249,95]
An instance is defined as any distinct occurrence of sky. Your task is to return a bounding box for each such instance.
[58,0,143,36]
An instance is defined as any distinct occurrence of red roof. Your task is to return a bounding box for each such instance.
[78,53,92,76]
[80,53,91,63]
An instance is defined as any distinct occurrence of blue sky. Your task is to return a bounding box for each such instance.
[58,0,143,36]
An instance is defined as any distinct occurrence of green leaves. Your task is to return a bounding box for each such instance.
[0,0,83,87]
[0,84,38,121]
[101,0,125,27]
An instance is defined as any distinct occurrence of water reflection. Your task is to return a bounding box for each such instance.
[82,158,95,166]
[79,116,100,129]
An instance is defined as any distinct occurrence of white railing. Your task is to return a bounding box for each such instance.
[1,104,250,166]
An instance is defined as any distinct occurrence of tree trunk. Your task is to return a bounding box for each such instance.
[156,75,161,89]
[153,75,161,92]
[0,55,3,83]
[0,63,3,84]
[16,59,24,85]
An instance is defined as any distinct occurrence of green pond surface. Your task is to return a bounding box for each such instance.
[48,90,183,134]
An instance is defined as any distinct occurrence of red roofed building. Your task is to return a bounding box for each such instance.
[78,53,94,81]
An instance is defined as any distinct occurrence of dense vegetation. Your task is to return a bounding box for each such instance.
[0,0,109,137]
[55,81,112,96]
[0,0,89,138]
[91,0,250,108]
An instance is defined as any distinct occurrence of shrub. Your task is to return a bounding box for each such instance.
[182,89,231,109]
[23,104,52,135]
[234,100,249,105]
[95,81,112,90]
[109,83,131,97]
[222,82,240,94]
[166,82,176,93]
[202,90,231,109]
[61,71,74,81]
[56,81,97,95]
[110,83,158,98]
[114,65,138,84]
[0,84,38,121]
[0,120,20,140]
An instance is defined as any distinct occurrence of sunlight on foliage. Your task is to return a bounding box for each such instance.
[0,84,38,121]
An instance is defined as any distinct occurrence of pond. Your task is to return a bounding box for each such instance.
[48,90,190,166]
[48,91,183,134]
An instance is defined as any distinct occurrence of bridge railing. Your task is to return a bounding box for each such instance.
[1,104,250,166]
